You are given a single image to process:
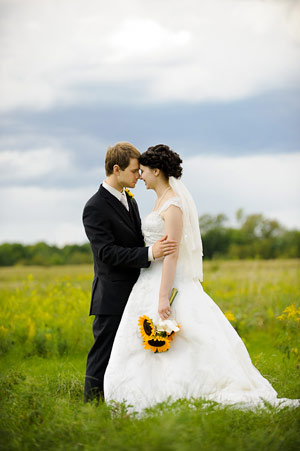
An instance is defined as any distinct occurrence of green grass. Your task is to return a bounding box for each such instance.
[0,261,300,450]
[1,357,299,451]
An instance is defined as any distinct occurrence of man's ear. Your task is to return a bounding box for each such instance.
[113,164,121,175]
[154,168,160,176]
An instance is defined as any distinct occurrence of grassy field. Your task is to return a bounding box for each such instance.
[0,260,299,451]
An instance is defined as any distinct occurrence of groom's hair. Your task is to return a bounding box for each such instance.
[105,142,140,175]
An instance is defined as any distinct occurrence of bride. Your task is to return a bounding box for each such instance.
[104,144,299,412]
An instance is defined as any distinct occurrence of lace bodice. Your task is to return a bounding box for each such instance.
[142,197,183,246]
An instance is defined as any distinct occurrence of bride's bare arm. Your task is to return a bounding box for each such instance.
[158,205,183,320]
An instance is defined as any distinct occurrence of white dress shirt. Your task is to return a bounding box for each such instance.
[102,181,154,261]
[103,181,129,210]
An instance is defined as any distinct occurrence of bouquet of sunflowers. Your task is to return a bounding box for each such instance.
[138,288,180,353]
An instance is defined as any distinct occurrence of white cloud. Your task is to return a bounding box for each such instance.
[0,148,70,183]
[0,186,90,245]
[135,151,300,229]
[0,0,299,111]
[1,152,299,245]
[108,19,191,62]
[180,152,300,227]
[0,145,104,187]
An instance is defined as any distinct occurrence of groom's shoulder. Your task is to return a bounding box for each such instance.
[83,186,105,210]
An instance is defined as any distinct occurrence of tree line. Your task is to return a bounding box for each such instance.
[0,210,299,266]
[199,209,299,259]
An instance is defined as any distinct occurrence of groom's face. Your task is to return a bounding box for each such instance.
[118,158,140,188]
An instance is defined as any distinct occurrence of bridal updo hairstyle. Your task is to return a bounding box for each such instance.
[139,144,183,179]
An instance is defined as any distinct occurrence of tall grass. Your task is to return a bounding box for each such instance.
[0,261,299,450]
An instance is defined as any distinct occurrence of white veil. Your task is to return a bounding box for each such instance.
[169,176,203,281]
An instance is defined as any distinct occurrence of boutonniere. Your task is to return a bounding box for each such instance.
[125,188,134,198]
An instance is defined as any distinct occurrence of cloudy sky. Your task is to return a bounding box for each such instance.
[0,0,299,245]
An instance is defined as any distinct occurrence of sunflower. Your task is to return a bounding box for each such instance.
[143,336,171,353]
[138,315,155,341]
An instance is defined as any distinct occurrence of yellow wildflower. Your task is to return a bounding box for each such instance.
[27,318,36,340]
[225,311,237,322]
[283,303,298,318]
[276,314,286,321]
[277,303,300,322]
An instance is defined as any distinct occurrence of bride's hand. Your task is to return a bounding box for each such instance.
[158,297,171,320]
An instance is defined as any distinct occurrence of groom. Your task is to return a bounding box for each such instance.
[83,142,177,402]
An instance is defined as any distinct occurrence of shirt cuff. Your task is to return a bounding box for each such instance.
[148,246,154,261]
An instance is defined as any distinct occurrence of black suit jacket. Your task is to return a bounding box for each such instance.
[83,185,150,315]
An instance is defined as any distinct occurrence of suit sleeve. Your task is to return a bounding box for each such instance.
[83,205,150,268]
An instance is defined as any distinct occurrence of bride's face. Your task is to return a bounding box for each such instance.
[140,164,157,190]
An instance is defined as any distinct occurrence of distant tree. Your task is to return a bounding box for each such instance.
[199,214,231,259]
[235,208,244,226]
[199,210,299,260]
[0,243,26,266]
[199,213,228,235]
[0,210,299,265]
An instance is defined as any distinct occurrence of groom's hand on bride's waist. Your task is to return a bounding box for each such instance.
[152,235,178,259]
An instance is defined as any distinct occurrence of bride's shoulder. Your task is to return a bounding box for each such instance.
[159,195,183,214]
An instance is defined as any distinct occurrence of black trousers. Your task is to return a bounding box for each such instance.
[84,314,122,402]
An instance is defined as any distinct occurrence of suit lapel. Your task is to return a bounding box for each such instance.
[127,194,142,235]
[99,185,136,233]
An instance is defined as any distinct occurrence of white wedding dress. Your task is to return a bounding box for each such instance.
[104,195,299,412]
